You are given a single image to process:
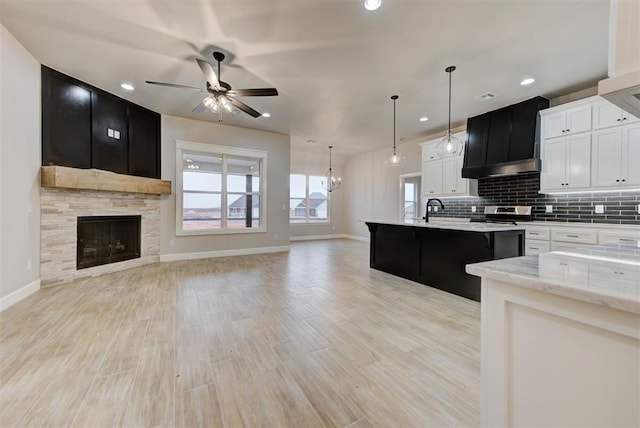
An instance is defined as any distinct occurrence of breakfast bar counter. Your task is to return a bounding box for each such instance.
[466,241,640,427]
[364,220,525,301]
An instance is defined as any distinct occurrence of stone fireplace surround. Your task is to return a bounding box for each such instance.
[40,188,160,287]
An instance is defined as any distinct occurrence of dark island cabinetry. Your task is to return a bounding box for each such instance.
[41,66,161,178]
[366,222,524,301]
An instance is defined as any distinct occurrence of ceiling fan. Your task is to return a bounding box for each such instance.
[146,51,278,118]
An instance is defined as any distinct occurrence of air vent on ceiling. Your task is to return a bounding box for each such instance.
[475,92,496,101]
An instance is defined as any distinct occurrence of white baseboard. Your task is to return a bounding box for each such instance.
[343,234,369,242]
[160,245,290,262]
[290,234,346,242]
[0,279,40,312]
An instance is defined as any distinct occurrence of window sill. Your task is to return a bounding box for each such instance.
[290,221,331,225]
[176,227,267,236]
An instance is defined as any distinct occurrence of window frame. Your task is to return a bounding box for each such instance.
[400,173,422,221]
[175,140,268,236]
[289,173,331,224]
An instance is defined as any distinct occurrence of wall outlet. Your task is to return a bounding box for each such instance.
[545,205,553,213]
[638,204,640,214]
[471,206,477,213]
[433,206,438,212]
[595,204,605,214]
[107,128,114,138]
[169,239,175,247]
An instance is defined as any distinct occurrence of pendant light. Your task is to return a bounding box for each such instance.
[385,95,406,168]
[322,145,341,192]
[436,66,464,157]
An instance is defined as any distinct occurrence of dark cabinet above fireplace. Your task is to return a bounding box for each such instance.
[41,66,161,179]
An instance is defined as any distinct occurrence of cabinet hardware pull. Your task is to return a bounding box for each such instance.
[617,118,621,121]
[566,129,570,132]
[530,232,539,235]
[619,238,634,242]
[566,234,579,238]
[623,117,627,121]
[616,179,620,182]
[621,179,626,182]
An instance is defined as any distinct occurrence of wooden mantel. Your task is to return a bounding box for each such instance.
[41,166,172,195]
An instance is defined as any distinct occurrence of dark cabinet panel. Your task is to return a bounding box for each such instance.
[128,106,160,178]
[42,70,92,168]
[91,93,129,174]
[41,65,161,178]
[486,107,512,164]
[509,97,548,161]
[463,114,489,169]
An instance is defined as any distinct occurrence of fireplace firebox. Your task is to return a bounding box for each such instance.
[77,215,141,269]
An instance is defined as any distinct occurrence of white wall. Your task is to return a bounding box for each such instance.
[160,115,291,258]
[0,24,41,307]
[342,127,465,239]
[289,149,346,238]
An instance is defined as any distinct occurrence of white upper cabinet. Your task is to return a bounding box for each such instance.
[540,95,640,193]
[592,121,640,188]
[422,160,443,196]
[419,132,477,197]
[541,134,591,191]
[543,105,591,139]
[593,100,639,130]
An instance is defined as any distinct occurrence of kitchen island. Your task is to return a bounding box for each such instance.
[364,220,524,301]
[466,242,640,427]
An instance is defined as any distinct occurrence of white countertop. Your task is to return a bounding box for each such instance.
[466,241,640,314]
[362,219,524,233]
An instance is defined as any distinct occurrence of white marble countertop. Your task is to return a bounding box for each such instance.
[466,241,640,314]
[362,219,524,233]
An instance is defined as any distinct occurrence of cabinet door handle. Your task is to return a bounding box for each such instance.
[621,179,626,182]
[616,179,620,182]
[623,117,627,121]
[619,238,635,242]
[566,234,580,238]
[530,232,540,235]
[617,118,621,122]
[566,129,570,132]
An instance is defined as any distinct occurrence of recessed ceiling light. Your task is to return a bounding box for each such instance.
[520,77,535,86]
[364,0,381,11]
[120,83,134,91]
[261,112,271,118]
[419,117,429,122]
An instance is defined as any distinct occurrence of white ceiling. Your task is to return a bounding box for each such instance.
[0,0,610,159]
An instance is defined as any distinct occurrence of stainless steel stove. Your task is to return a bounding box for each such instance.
[470,206,533,225]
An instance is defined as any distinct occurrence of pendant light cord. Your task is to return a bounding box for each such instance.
[445,66,456,134]
[391,95,399,155]
[329,146,333,171]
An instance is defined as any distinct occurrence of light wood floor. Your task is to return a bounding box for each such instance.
[1,239,480,427]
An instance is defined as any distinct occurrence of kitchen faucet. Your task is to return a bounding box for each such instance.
[423,198,444,223]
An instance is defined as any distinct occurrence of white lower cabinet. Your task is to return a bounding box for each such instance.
[525,224,635,255]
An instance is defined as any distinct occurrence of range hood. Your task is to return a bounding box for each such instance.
[462,96,549,179]
[597,0,640,119]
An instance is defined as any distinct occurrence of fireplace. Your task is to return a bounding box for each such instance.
[77,215,141,269]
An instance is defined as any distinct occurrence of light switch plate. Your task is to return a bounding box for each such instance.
[114,130,120,139]
[545,205,553,213]
[595,204,604,214]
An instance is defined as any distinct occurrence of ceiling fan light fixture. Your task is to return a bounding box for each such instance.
[386,95,405,168]
[322,146,342,193]
[436,66,464,157]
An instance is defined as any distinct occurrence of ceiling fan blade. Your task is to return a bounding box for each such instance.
[226,97,261,118]
[192,101,207,113]
[226,88,279,97]
[145,81,206,92]
[196,58,220,90]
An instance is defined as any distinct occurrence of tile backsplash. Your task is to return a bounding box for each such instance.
[428,172,640,225]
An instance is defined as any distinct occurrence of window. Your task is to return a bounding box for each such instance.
[289,174,329,223]
[176,141,267,235]
[401,175,421,220]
